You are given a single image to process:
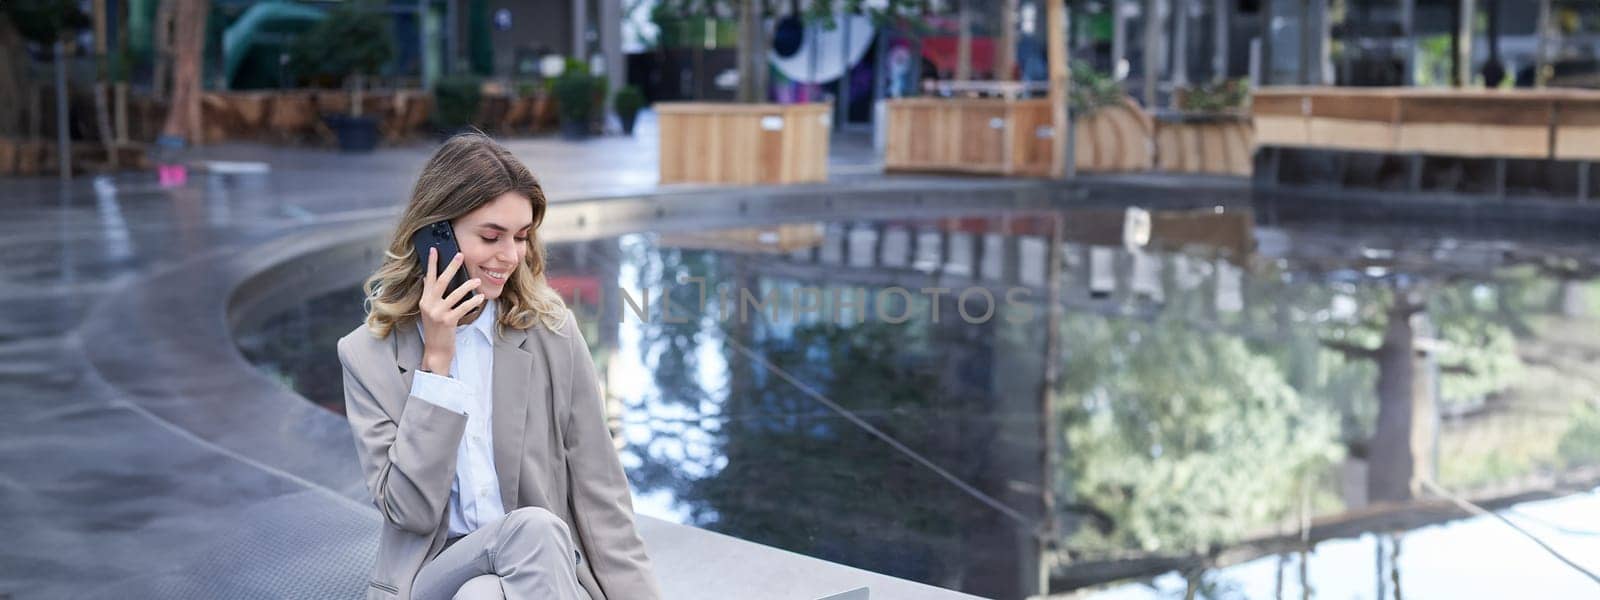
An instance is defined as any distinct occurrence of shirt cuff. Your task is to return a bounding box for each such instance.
[410,370,472,415]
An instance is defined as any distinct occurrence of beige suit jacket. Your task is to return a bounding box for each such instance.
[337,309,661,600]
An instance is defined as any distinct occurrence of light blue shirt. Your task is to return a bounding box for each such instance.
[411,301,505,537]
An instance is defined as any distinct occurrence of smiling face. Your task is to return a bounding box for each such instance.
[451,192,535,300]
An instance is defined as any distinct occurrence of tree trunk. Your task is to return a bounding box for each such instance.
[0,13,26,137]
[153,0,174,99]
[92,0,116,167]
[737,0,755,102]
[54,41,70,181]
[95,82,117,168]
[161,0,208,143]
[997,0,1016,80]
[1367,295,1437,504]
[736,0,768,102]
[352,73,365,118]
[115,82,128,143]
[1046,0,1070,177]
[1556,279,1588,317]
[956,1,973,80]
[31,81,43,140]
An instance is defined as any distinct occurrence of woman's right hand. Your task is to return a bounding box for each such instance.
[419,247,485,374]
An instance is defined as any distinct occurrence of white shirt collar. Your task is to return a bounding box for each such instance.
[416,299,497,341]
[467,299,497,340]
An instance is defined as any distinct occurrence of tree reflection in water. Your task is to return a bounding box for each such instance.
[610,238,1051,597]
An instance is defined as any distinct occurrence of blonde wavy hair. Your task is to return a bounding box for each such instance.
[362,133,567,338]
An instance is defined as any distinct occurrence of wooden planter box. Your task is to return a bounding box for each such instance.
[884,97,1054,176]
[186,90,435,145]
[1073,98,1155,172]
[266,91,320,141]
[476,94,513,132]
[14,140,45,176]
[1251,86,1600,160]
[377,90,433,142]
[1153,113,1253,176]
[884,95,1153,176]
[500,96,536,133]
[656,102,830,185]
[0,138,16,176]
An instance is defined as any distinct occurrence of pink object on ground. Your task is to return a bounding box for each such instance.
[158,164,187,187]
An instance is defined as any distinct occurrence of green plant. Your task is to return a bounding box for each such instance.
[646,0,929,48]
[287,2,394,87]
[1179,78,1250,113]
[646,0,677,48]
[648,0,734,48]
[548,57,608,125]
[592,73,610,107]
[433,74,483,130]
[2,0,89,44]
[1069,60,1125,116]
[562,57,589,80]
[553,69,597,124]
[1559,401,1600,469]
[614,85,645,119]
[1415,34,1453,87]
[652,15,740,49]
[288,1,394,117]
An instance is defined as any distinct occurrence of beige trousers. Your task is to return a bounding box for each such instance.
[411,506,590,600]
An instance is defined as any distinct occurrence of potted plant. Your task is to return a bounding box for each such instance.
[614,85,645,136]
[1068,60,1127,117]
[1162,78,1252,175]
[532,80,558,131]
[289,1,395,152]
[552,62,599,140]
[1176,78,1251,115]
[432,74,484,136]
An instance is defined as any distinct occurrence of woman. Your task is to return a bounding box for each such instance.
[337,133,662,600]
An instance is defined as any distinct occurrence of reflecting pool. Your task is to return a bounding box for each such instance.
[235,203,1600,599]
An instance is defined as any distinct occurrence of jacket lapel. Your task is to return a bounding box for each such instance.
[394,325,423,390]
[393,317,537,511]
[525,320,575,454]
[493,326,534,510]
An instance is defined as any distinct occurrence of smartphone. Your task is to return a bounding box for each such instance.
[411,220,477,307]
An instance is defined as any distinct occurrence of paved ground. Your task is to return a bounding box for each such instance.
[0,111,993,600]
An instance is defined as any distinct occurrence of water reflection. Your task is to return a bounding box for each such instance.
[585,230,1054,596]
[1097,489,1600,599]
[92,176,135,262]
[236,287,363,415]
[237,205,1600,599]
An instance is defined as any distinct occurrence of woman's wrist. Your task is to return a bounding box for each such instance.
[421,351,452,374]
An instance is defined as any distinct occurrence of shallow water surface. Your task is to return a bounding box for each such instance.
[237,204,1600,599]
